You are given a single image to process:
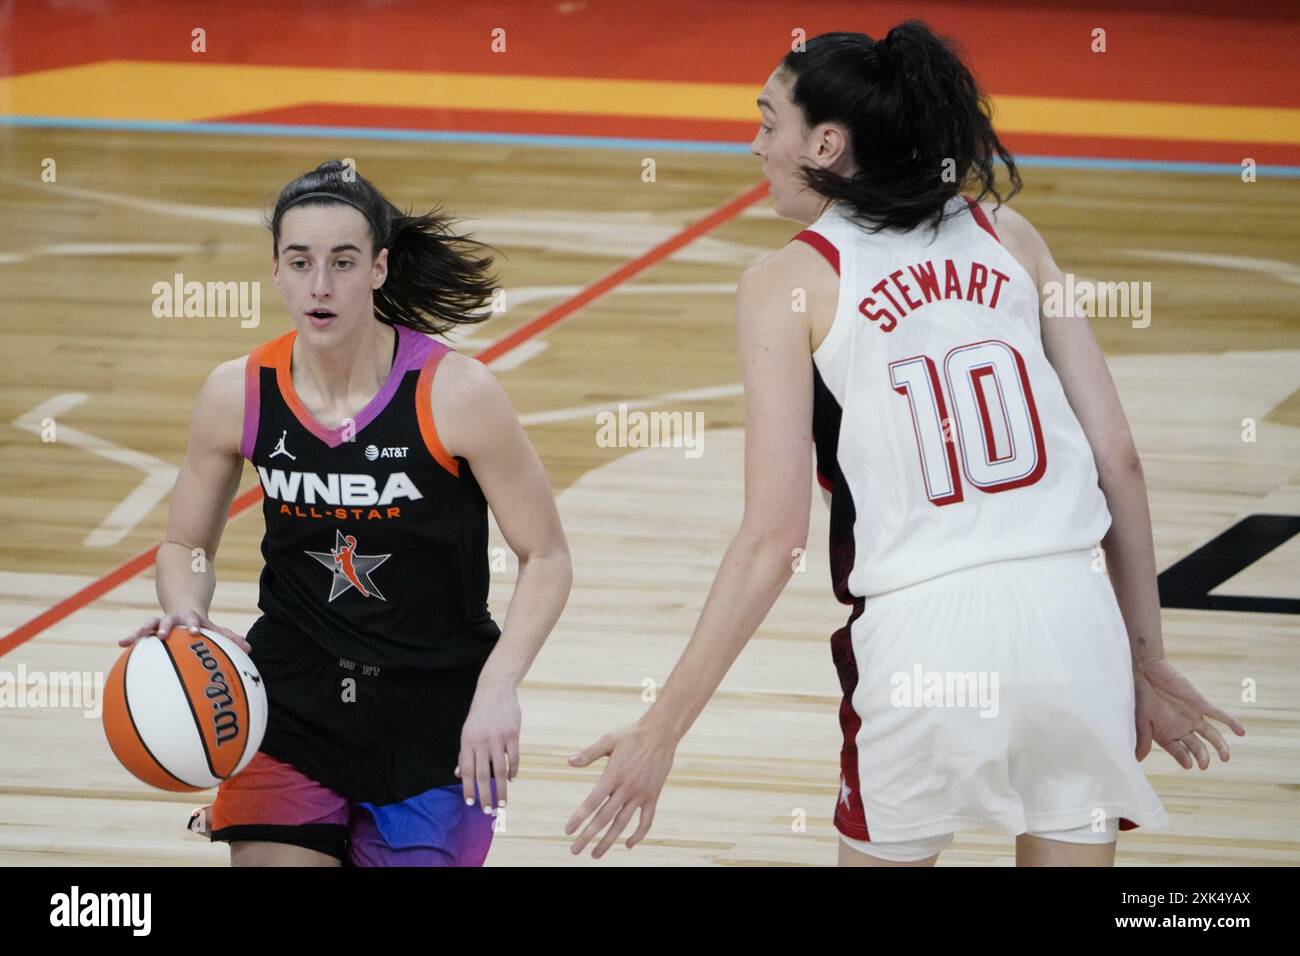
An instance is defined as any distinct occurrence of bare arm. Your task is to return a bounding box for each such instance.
[565,242,835,856]
[991,203,1244,768]
[639,247,825,743]
[991,205,1164,671]
[123,356,248,649]
[435,352,573,810]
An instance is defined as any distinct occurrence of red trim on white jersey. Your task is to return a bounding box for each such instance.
[831,599,869,841]
[792,229,840,275]
[964,197,999,243]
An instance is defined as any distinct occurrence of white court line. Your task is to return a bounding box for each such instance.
[519,383,743,427]
[3,177,768,266]
[1120,249,1300,286]
[450,282,739,370]
[10,394,178,548]
[481,339,547,372]
[468,211,765,266]
[1,177,265,226]
[0,243,211,265]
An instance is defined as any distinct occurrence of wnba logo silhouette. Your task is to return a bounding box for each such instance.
[306,529,391,601]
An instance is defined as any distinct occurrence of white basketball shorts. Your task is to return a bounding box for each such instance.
[831,547,1168,845]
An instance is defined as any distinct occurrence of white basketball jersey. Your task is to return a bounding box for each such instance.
[801,195,1112,601]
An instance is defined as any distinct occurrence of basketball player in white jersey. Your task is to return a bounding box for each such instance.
[565,23,1245,866]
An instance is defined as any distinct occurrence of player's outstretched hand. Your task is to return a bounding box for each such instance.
[119,611,250,654]
[1134,657,1245,769]
[564,721,676,859]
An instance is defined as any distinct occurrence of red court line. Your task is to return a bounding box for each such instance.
[0,485,263,658]
[0,179,772,659]
[476,180,770,365]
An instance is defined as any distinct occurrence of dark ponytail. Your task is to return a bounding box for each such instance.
[268,160,498,335]
[780,23,1020,234]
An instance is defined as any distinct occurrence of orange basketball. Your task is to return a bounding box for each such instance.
[102,626,267,792]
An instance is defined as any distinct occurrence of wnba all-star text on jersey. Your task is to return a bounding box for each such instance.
[256,464,420,520]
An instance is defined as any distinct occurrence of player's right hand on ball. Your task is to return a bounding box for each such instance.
[120,611,251,654]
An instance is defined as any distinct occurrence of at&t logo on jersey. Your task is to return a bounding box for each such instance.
[364,444,409,460]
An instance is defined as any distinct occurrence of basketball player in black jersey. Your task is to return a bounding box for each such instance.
[122,160,572,866]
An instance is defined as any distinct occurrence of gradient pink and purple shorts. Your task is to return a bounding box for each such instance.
[210,752,496,866]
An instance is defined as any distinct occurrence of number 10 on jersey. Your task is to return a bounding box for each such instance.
[889,339,1047,506]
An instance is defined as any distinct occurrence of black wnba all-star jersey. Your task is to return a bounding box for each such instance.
[240,322,501,670]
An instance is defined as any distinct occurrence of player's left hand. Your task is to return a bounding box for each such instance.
[456,678,520,814]
[564,720,676,859]
[1133,657,1245,769]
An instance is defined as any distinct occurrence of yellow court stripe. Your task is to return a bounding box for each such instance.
[2,60,1299,146]
[992,96,1300,145]
[0,61,751,123]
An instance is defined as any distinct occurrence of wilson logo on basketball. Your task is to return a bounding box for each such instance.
[256,465,422,505]
[364,444,409,460]
[102,628,266,792]
[188,640,242,745]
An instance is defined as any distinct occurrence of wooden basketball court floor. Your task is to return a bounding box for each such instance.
[1,126,1297,865]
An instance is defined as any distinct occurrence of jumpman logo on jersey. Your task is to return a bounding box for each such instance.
[305,530,391,601]
[839,774,853,809]
[269,429,297,460]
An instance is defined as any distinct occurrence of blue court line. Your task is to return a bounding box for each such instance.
[3,114,1299,178]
